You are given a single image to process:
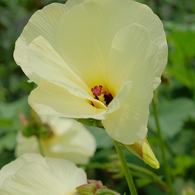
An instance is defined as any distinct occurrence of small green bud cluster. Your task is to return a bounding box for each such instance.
[76,180,121,195]
[20,110,53,139]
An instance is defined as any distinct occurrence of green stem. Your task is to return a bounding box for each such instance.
[113,140,138,195]
[149,129,176,157]
[152,91,174,195]
[83,162,167,191]
[37,137,45,157]
[127,163,168,191]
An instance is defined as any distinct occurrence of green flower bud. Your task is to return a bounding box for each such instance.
[76,180,120,195]
[125,137,160,169]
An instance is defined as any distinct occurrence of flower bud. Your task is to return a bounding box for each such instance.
[76,180,120,195]
[125,137,160,169]
[19,110,53,138]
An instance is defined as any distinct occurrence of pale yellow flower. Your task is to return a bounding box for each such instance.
[15,116,96,164]
[14,0,167,144]
[0,153,87,195]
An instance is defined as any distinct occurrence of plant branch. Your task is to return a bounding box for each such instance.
[114,140,138,195]
[152,91,174,195]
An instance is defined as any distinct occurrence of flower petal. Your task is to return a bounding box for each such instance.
[0,154,87,195]
[45,157,87,189]
[28,80,107,120]
[13,3,66,83]
[28,36,90,94]
[46,119,96,157]
[65,0,87,9]
[102,104,149,145]
[15,133,39,157]
[107,24,158,96]
[0,163,70,195]
[130,4,167,89]
[57,1,110,89]
[107,81,132,114]
[28,35,107,111]
[56,0,167,89]
[102,25,157,144]
[0,153,46,187]
[15,117,96,164]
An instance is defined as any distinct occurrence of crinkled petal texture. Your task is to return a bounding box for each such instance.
[15,117,96,164]
[14,0,167,144]
[0,153,87,195]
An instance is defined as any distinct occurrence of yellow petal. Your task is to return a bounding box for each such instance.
[14,3,66,83]
[56,0,167,89]
[107,24,158,96]
[107,81,132,114]
[102,24,157,144]
[28,36,90,94]
[29,80,106,120]
[57,2,108,89]
[13,0,168,147]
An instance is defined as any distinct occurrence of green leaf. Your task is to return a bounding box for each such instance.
[149,98,195,138]
[167,26,195,91]
[0,96,29,120]
[0,132,16,150]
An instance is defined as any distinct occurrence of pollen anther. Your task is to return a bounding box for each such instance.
[91,85,105,98]
[91,85,113,106]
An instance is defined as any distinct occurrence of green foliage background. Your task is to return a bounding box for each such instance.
[0,0,195,194]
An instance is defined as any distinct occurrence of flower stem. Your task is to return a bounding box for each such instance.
[113,140,138,195]
[37,137,45,157]
[152,91,174,195]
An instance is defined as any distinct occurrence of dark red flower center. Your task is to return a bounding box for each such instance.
[91,85,113,106]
